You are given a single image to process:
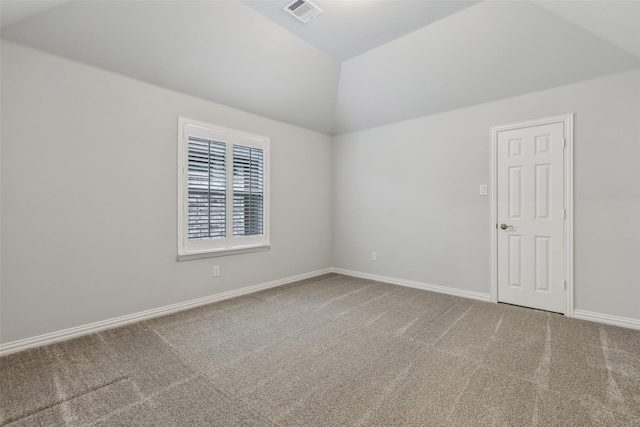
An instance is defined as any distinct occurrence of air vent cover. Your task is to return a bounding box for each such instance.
[283,0,323,24]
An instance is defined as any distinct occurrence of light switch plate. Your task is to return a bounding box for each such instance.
[479,185,488,196]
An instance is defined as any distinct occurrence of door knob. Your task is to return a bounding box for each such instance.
[500,224,513,230]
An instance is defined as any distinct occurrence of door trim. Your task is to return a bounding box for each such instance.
[490,114,574,316]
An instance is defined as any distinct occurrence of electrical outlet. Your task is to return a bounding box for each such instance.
[213,266,220,277]
[371,252,377,261]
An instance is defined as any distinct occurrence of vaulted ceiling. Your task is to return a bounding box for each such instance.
[1,0,639,135]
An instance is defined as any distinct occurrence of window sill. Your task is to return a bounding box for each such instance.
[177,244,270,261]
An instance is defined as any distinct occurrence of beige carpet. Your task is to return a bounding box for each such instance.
[1,273,639,426]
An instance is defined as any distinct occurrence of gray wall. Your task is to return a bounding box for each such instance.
[1,41,333,344]
[2,41,639,346]
[333,69,640,321]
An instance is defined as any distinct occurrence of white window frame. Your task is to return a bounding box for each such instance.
[177,117,270,260]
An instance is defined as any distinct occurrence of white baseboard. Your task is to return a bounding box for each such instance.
[0,268,332,357]
[4,268,638,356]
[330,268,491,302]
[573,309,640,330]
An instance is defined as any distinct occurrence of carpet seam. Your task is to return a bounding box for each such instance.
[1,376,129,426]
[86,374,203,426]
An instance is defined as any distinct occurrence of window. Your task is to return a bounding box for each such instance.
[178,118,270,260]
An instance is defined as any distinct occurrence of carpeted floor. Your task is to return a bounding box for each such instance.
[1,273,639,426]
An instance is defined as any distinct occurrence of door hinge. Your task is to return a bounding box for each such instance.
[563,281,567,290]
[563,209,567,219]
[562,138,566,147]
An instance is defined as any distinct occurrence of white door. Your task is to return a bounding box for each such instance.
[496,121,565,313]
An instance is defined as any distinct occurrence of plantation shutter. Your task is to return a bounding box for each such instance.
[187,137,226,240]
[178,118,269,259]
[233,145,264,236]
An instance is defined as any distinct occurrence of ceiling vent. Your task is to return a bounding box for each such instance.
[283,0,323,24]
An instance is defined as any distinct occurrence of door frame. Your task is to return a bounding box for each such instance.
[490,114,574,316]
